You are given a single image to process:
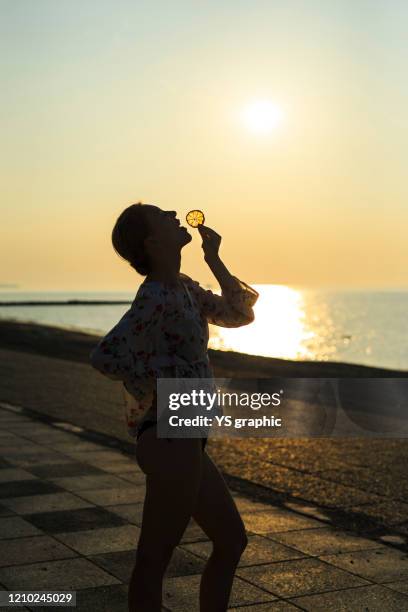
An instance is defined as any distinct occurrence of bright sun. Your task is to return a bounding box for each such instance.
[242,100,284,135]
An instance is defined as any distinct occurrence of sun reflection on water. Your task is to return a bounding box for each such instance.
[209,285,315,360]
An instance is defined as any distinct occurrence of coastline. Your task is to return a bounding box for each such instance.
[0,318,406,378]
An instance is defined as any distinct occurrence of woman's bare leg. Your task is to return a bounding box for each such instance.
[192,451,248,612]
[129,428,203,612]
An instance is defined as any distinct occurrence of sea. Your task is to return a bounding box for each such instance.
[1,285,407,371]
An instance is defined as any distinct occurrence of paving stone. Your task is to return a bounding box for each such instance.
[0,414,33,424]
[0,457,12,468]
[115,471,146,485]
[180,519,209,544]
[11,453,78,467]
[0,516,42,539]
[183,535,306,567]
[105,503,144,525]
[26,462,104,479]
[70,584,128,612]
[0,428,42,438]
[165,548,206,578]
[88,549,137,581]
[89,546,205,582]
[17,430,79,443]
[0,419,16,429]
[269,527,380,556]
[46,441,109,453]
[26,506,127,534]
[321,547,408,582]
[13,586,128,612]
[240,509,324,534]
[290,583,408,611]
[49,474,131,491]
[0,503,14,517]
[387,580,408,594]
[0,468,38,482]
[237,557,368,598]
[90,461,140,474]
[232,496,276,513]
[2,429,50,440]
[0,430,22,439]
[12,424,60,434]
[0,480,63,499]
[0,434,23,445]
[54,525,141,555]
[8,423,54,433]
[229,603,299,611]
[0,445,54,459]
[0,557,120,590]
[77,486,146,506]
[27,432,86,444]
[0,535,77,567]
[0,411,34,420]
[63,451,132,464]
[1,492,93,515]
[163,574,276,610]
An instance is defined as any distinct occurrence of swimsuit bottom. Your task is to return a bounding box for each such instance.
[136,419,207,452]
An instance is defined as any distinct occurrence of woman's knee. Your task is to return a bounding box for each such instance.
[212,528,248,561]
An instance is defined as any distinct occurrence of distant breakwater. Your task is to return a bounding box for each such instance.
[0,300,132,306]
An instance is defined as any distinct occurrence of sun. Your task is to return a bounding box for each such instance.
[242,100,285,135]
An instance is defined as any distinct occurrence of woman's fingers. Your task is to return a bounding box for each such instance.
[198,224,222,260]
[198,225,222,243]
[198,224,220,237]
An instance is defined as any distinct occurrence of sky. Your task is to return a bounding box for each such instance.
[1,0,407,291]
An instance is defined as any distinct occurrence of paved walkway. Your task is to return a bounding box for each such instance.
[1,403,408,611]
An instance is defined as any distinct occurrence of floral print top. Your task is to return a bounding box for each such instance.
[90,273,259,438]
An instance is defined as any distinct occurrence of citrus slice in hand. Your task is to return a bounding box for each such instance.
[186,209,205,228]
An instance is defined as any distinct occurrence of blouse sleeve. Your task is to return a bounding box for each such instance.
[182,274,259,328]
[89,291,165,415]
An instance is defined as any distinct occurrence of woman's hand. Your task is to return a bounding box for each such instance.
[199,224,238,292]
[198,225,222,262]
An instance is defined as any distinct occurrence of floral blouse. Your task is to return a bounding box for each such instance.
[90,273,259,437]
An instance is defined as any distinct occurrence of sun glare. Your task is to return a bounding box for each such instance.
[242,100,284,135]
[209,285,314,360]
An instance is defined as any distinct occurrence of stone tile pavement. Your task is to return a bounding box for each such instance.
[1,403,408,611]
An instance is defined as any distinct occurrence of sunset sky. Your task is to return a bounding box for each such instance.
[1,0,407,291]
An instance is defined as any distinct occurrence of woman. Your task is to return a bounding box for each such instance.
[90,203,259,612]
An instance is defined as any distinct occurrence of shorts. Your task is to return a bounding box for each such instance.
[136,419,207,451]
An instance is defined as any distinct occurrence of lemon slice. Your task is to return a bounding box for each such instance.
[186,209,205,228]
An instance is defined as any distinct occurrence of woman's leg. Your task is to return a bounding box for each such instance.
[129,427,204,612]
[192,451,248,612]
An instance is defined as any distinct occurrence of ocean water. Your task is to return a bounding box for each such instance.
[0,286,407,371]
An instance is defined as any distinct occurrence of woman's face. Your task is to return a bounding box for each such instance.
[144,205,192,250]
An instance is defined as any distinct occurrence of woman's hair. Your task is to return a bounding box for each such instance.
[111,203,150,275]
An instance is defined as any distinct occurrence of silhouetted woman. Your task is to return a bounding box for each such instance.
[90,203,258,611]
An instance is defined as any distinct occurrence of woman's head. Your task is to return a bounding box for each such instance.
[111,203,191,275]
